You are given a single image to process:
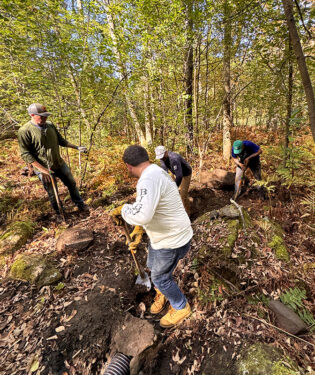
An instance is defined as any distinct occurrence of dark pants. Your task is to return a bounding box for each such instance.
[147,240,191,310]
[36,163,83,212]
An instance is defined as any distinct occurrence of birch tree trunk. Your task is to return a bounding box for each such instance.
[222,0,232,162]
[282,0,315,142]
[143,75,153,145]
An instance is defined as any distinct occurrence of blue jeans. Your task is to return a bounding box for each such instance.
[147,240,191,310]
[36,163,83,212]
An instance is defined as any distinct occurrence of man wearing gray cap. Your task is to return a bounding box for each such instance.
[18,103,88,214]
[155,146,192,215]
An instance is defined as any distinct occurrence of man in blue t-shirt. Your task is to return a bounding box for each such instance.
[155,145,192,214]
[231,140,262,198]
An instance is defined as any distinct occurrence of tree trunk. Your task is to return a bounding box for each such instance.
[222,0,232,162]
[104,0,146,145]
[183,0,194,154]
[69,68,91,132]
[284,34,293,166]
[282,0,315,142]
[143,75,153,145]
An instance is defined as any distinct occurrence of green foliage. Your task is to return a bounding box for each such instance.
[54,282,65,291]
[197,277,224,305]
[0,0,312,152]
[280,287,315,328]
[191,258,199,270]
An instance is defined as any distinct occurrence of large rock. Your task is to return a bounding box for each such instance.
[221,219,240,257]
[218,204,240,219]
[236,343,300,375]
[111,313,155,357]
[0,221,35,268]
[56,226,94,253]
[111,313,158,375]
[9,254,62,287]
[269,300,308,335]
[200,169,235,189]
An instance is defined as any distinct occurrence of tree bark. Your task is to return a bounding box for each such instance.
[183,0,194,154]
[143,75,153,145]
[284,34,293,166]
[282,0,315,142]
[104,0,146,145]
[222,0,232,162]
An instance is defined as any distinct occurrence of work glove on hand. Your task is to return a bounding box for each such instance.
[110,205,124,226]
[77,146,87,153]
[127,225,144,252]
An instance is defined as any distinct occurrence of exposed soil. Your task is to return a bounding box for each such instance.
[1,166,314,375]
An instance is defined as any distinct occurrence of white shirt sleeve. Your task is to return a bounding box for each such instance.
[121,177,161,226]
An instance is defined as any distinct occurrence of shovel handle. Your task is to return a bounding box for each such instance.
[122,221,146,279]
[123,221,132,244]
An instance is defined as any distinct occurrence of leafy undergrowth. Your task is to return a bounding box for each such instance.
[0,130,314,374]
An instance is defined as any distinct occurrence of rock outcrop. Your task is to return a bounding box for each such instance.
[0,220,35,268]
[9,254,62,287]
[236,343,300,375]
[199,169,235,189]
[56,226,94,253]
[269,300,308,335]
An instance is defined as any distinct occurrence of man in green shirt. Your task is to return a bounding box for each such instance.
[18,103,88,214]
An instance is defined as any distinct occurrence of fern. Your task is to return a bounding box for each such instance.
[280,287,315,328]
[301,193,315,219]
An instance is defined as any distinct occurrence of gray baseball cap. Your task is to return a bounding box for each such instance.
[155,145,166,159]
[27,103,51,117]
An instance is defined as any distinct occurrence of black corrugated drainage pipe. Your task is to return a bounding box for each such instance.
[103,353,132,375]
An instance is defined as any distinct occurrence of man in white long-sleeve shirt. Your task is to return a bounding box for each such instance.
[112,145,193,328]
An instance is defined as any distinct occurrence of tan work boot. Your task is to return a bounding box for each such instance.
[160,303,191,328]
[150,288,167,314]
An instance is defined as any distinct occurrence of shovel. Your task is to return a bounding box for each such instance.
[122,221,151,291]
[49,173,66,222]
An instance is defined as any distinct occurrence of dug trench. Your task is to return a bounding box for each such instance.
[40,187,234,375]
[1,184,313,374]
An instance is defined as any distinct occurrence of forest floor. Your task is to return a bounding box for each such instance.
[0,131,314,375]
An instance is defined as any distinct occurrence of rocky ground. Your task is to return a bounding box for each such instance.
[0,139,314,375]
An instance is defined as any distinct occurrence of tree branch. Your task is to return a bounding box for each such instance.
[294,0,313,39]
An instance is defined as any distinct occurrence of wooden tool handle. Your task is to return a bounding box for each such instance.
[123,221,132,244]
[122,221,145,279]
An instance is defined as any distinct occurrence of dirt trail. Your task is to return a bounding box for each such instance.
[1,182,314,375]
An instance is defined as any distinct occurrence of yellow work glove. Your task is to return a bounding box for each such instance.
[127,225,144,252]
[110,205,124,226]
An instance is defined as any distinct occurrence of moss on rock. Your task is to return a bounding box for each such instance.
[222,219,240,257]
[237,343,300,375]
[257,218,289,261]
[0,220,35,256]
[194,211,212,225]
[268,235,289,261]
[9,254,62,287]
